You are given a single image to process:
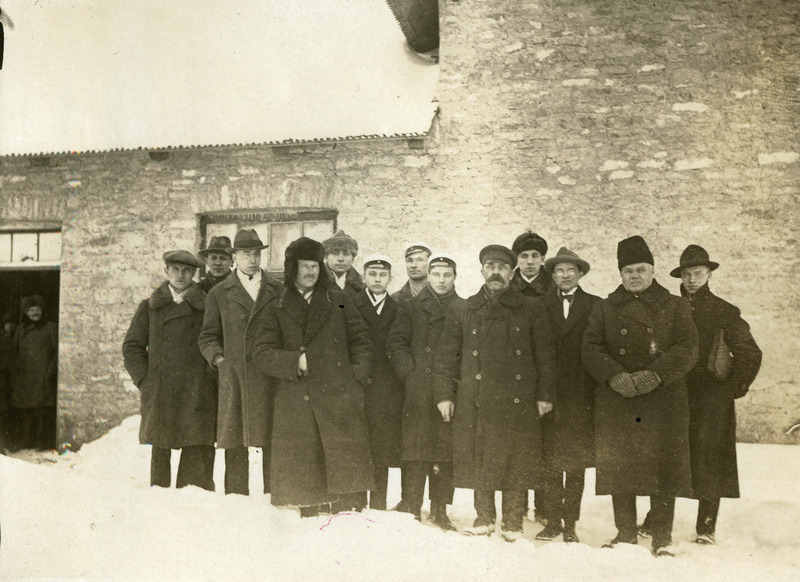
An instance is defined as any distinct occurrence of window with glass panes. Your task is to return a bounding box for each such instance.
[0,230,62,266]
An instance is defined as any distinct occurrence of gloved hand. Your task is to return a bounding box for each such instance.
[609,372,637,398]
[631,370,661,395]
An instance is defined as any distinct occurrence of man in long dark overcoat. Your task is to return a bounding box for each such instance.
[251,237,375,516]
[387,253,465,530]
[671,244,762,545]
[391,243,431,302]
[123,250,217,490]
[198,229,281,495]
[353,254,404,510]
[582,235,698,557]
[536,248,600,544]
[434,245,556,542]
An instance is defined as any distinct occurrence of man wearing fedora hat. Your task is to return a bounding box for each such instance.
[199,229,281,495]
[434,244,556,542]
[322,230,365,297]
[536,248,601,544]
[392,243,432,302]
[123,250,217,490]
[665,244,762,545]
[582,235,698,557]
[198,235,234,293]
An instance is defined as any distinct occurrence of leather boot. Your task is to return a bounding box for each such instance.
[430,501,456,531]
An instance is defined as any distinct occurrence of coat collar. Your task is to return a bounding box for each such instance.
[681,282,712,301]
[607,279,670,324]
[220,268,278,313]
[512,266,553,296]
[279,286,334,344]
[149,281,205,311]
[354,289,397,331]
[467,284,524,310]
[544,286,591,334]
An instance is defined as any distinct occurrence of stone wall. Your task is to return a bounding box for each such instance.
[0,0,798,446]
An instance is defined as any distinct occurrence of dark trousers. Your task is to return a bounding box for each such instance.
[475,489,526,532]
[542,469,586,526]
[223,446,271,495]
[613,495,675,547]
[369,465,390,510]
[15,406,55,450]
[150,445,215,491]
[404,461,454,510]
[697,498,721,535]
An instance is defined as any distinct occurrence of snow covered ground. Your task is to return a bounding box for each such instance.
[1,416,799,581]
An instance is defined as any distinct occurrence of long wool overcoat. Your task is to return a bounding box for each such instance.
[682,283,762,499]
[386,285,465,463]
[582,280,698,497]
[122,282,216,448]
[353,289,404,468]
[541,286,601,472]
[12,320,58,409]
[251,287,375,507]
[198,271,281,448]
[433,285,557,491]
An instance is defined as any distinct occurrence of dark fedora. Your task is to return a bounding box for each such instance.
[545,247,590,275]
[228,229,268,252]
[670,244,719,278]
[198,235,232,257]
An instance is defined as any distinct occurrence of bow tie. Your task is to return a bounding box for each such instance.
[562,293,575,304]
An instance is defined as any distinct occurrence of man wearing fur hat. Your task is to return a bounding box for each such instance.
[252,237,374,516]
[434,245,556,542]
[511,231,556,299]
[322,230,365,297]
[352,254,405,510]
[582,235,698,557]
[198,235,233,293]
[198,229,282,495]
[12,295,58,451]
[387,253,465,529]
[667,245,761,545]
[123,251,217,490]
[536,248,601,544]
[392,243,431,302]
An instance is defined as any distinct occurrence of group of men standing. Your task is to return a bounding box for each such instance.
[122,226,761,557]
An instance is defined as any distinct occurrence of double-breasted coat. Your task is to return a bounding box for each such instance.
[386,286,466,463]
[682,283,762,499]
[582,280,698,497]
[541,286,600,472]
[511,266,556,298]
[251,287,375,507]
[12,319,58,409]
[433,285,557,491]
[353,289,404,468]
[198,271,281,448]
[326,266,365,297]
[122,282,216,448]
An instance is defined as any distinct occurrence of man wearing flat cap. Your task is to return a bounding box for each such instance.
[123,250,216,490]
[392,243,432,302]
[198,236,234,293]
[352,254,405,510]
[387,253,466,529]
[322,230,365,297]
[582,235,698,557]
[511,231,556,299]
[252,237,374,516]
[434,244,556,542]
[536,248,601,544]
[199,229,281,495]
[667,244,761,546]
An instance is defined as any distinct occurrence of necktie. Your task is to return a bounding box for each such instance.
[562,293,574,318]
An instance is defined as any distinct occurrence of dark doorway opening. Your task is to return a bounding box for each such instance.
[0,268,60,452]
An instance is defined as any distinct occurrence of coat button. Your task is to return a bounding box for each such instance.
[425,347,431,352]
[425,368,431,374]
[515,327,520,332]
[476,373,482,380]
[515,374,521,380]
[621,329,627,335]
[299,346,306,352]
[515,349,521,355]
[472,350,478,356]
[337,361,343,367]
[513,398,520,404]
[647,327,654,333]
[303,395,310,401]
[367,378,372,384]
[619,348,626,355]
[240,314,246,320]
[472,329,478,335]
[334,338,339,344]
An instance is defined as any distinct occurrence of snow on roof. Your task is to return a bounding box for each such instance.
[0,0,439,156]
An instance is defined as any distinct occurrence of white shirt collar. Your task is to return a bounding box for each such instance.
[168,285,187,304]
[520,271,539,284]
[333,270,347,289]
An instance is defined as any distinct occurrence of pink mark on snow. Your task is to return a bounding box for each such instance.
[319,512,378,531]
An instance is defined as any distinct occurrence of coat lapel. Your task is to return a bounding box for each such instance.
[354,289,379,329]
[375,295,398,332]
[224,273,255,312]
[562,287,591,335]
[543,288,565,337]
[251,271,279,320]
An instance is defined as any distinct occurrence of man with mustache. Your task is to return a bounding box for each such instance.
[434,245,556,542]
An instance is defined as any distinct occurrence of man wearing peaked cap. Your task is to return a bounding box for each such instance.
[198,236,233,293]
[536,247,600,544]
[386,250,465,530]
[323,230,365,297]
[667,244,761,546]
[511,231,556,300]
[393,243,432,302]
[198,229,281,496]
[581,235,698,557]
[123,250,216,491]
[351,253,405,511]
[432,244,556,541]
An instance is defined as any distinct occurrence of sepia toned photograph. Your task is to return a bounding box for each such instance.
[0,0,798,580]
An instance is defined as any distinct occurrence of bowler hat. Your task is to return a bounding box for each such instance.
[670,245,719,278]
[617,236,654,270]
[512,231,548,256]
[162,250,204,269]
[479,244,517,267]
[229,229,268,252]
[198,236,232,257]
[545,247,591,275]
